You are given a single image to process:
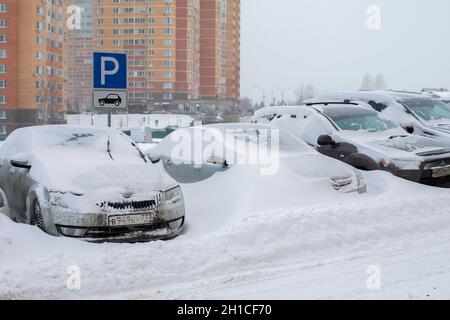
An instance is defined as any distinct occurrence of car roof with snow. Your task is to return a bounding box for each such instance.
[314,105,378,118]
[316,90,435,103]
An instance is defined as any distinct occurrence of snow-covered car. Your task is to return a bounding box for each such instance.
[422,89,450,105]
[0,126,185,242]
[252,104,450,187]
[312,90,450,140]
[148,123,367,194]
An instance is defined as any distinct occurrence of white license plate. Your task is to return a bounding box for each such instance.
[108,213,155,227]
[432,165,450,178]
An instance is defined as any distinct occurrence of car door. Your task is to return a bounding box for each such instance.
[0,155,14,214]
[8,131,33,221]
[10,163,33,221]
[156,128,230,184]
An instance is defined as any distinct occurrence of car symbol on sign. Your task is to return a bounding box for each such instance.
[99,94,122,107]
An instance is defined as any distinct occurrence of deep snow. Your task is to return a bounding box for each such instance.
[1,171,450,299]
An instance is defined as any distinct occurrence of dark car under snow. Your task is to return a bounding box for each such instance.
[253,103,450,187]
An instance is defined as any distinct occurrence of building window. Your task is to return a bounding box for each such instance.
[0,126,5,135]
[0,19,6,28]
[0,95,6,104]
[0,110,5,119]
[0,34,5,43]
[0,65,5,73]
[0,80,6,88]
[0,4,7,13]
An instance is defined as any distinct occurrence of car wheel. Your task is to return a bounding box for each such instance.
[0,191,7,214]
[32,199,45,231]
[100,101,105,106]
[115,101,120,107]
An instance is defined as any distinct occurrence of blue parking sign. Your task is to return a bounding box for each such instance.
[93,52,127,90]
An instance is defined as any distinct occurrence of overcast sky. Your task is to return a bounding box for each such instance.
[241,0,450,103]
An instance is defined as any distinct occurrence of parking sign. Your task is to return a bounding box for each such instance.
[93,52,127,90]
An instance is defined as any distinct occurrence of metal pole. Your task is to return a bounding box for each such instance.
[108,110,112,128]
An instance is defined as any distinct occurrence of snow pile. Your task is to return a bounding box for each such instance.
[2,171,450,299]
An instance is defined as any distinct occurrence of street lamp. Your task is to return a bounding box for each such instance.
[271,82,281,106]
[254,86,266,106]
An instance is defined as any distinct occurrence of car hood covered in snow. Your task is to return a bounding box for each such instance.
[337,130,450,159]
[25,126,168,195]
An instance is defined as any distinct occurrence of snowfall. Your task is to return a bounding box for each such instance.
[1,166,450,299]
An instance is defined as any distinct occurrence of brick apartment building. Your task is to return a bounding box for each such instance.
[0,0,66,140]
[66,0,240,113]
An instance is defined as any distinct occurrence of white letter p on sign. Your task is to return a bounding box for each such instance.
[101,57,120,86]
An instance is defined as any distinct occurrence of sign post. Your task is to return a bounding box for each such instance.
[92,52,128,127]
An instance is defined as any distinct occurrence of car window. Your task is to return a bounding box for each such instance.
[0,129,32,158]
[33,127,146,163]
[301,114,335,145]
[403,98,450,123]
[331,113,397,132]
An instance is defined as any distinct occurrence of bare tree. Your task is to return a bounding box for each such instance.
[294,84,316,104]
[374,73,387,90]
[360,73,375,90]
[239,97,253,115]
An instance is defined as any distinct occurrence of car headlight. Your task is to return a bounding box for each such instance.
[165,186,183,204]
[391,159,420,170]
[355,170,366,193]
[57,226,87,238]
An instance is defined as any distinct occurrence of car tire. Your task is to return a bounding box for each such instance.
[115,101,120,107]
[99,101,105,106]
[0,189,9,216]
[32,199,45,231]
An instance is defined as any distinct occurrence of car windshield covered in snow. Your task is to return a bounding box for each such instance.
[402,98,450,124]
[31,126,147,163]
[224,127,309,153]
[323,107,397,133]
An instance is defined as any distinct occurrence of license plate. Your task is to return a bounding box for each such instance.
[108,213,155,227]
[432,165,450,178]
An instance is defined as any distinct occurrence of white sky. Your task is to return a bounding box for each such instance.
[241,0,450,102]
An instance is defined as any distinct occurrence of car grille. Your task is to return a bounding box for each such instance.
[97,193,162,211]
[330,176,353,190]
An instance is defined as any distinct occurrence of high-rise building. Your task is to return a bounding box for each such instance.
[65,0,94,113]
[0,0,66,139]
[199,0,240,109]
[93,0,180,112]
[71,0,240,113]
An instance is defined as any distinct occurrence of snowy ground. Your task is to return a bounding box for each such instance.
[1,171,450,300]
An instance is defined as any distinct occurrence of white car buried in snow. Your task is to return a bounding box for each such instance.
[149,123,367,195]
[0,126,185,242]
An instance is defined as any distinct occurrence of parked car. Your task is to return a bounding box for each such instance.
[149,123,367,194]
[99,94,122,107]
[427,91,450,105]
[312,90,450,140]
[0,125,185,242]
[252,104,450,187]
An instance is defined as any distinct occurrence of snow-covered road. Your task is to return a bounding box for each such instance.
[1,172,450,299]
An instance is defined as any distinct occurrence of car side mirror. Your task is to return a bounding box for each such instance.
[10,155,32,170]
[206,155,229,168]
[402,123,414,134]
[317,135,335,146]
[147,150,161,164]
